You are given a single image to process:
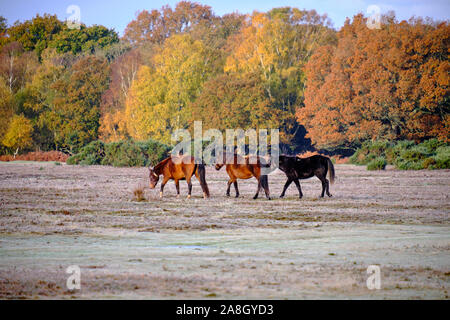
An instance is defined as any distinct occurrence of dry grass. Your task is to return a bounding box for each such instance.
[132,183,146,202]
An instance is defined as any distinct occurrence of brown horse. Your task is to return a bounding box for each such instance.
[148,155,210,199]
[215,153,270,200]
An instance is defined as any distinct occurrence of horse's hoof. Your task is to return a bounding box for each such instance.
[235,194,239,198]
[187,195,191,199]
[226,194,230,197]
[253,196,258,200]
[328,194,333,197]
[279,195,284,198]
[159,192,163,198]
[267,197,271,200]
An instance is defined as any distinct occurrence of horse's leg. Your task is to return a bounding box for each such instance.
[186,176,193,199]
[325,178,332,197]
[174,179,180,198]
[226,179,232,197]
[253,177,261,200]
[318,174,327,198]
[280,178,293,198]
[293,179,303,199]
[262,176,270,200]
[160,176,170,198]
[233,181,239,198]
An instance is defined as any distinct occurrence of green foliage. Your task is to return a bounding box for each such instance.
[6,14,63,57]
[49,24,119,55]
[431,146,450,169]
[367,157,387,170]
[350,139,449,170]
[67,140,105,165]
[349,140,394,165]
[101,141,145,167]
[67,139,171,167]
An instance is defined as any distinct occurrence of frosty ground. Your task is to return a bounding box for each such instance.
[0,161,449,299]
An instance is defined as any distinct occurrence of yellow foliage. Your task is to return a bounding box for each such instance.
[2,114,33,152]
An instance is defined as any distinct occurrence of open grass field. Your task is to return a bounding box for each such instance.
[0,161,449,299]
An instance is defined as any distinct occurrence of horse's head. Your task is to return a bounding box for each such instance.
[148,166,159,189]
[215,163,224,171]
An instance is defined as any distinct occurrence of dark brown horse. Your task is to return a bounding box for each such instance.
[278,154,335,198]
[215,153,270,200]
[148,155,210,199]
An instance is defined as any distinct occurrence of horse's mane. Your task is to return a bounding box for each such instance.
[154,157,172,173]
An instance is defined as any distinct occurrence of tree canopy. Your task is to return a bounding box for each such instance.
[0,2,448,157]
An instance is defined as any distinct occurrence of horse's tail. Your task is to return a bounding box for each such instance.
[197,164,210,198]
[327,157,335,184]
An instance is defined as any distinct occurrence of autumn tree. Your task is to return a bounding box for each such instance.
[2,114,33,156]
[298,14,449,149]
[99,48,142,142]
[6,14,63,58]
[224,8,336,143]
[191,73,282,131]
[0,78,14,146]
[45,56,110,152]
[0,42,39,93]
[123,1,215,45]
[125,34,221,143]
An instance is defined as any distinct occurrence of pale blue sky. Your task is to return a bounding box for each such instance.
[1,0,449,35]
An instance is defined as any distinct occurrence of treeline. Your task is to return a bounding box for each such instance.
[0,2,448,159]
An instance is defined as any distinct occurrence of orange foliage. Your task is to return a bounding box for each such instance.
[298,14,449,149]
[0,151,69,162]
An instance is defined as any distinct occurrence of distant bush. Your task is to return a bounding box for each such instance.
[367,157,387,170]
[67,141,105,165]
[349,140,393,165]
[67,139,171,167]
[350,139,449,170]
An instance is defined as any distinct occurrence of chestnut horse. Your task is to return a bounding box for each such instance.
[215,153,271,200]
[148,155,210,199]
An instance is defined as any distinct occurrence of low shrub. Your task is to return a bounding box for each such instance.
[67,141,105,165]
[67,139,171,167]
[349,139,449,170]
[367,157,387,170]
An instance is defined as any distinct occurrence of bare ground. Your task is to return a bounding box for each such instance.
[0,161,449,299]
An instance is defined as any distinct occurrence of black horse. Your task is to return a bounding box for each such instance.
[278,155,335,198]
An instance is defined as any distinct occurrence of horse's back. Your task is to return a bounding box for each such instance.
[165,155,197,179]
[294,155,329,178]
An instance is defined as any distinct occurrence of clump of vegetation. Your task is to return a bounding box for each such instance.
[0,151,69,162]
[367,157,387,170]
[67,139,171,167]
[67,141,105,165]
[132,184,146,202]
[350,139,449,170]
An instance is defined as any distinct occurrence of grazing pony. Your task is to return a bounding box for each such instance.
[278,154,335,198]
[148,155,210,199]
[215,153,271,200]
